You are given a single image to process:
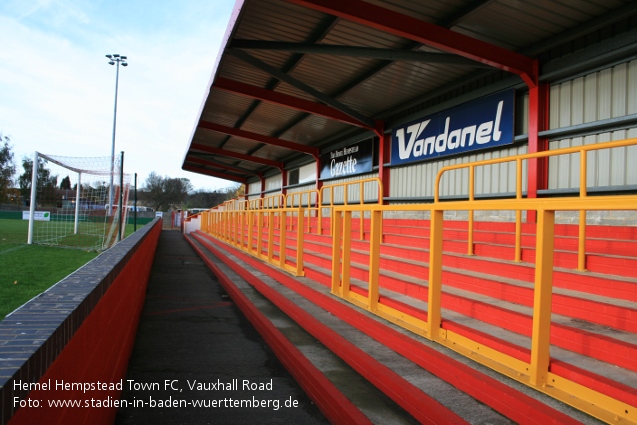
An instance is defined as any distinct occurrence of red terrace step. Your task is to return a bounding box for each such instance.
[383,292,637,410]
[302,263,637,412]
[303,218,637,269]
[300,247,637,374]
[186,239,373,425]
[301,232,637,304]
[331,245,637,335]
[305,216,637,240]
[301,216,637,246]
[190,231,587,425]
[189,233,474,425]
[377,230,637,278]
[257,228,637,309]
[245,219,637,261]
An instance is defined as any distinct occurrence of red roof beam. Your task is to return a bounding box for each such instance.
[198,119,319,158]
[213,77,375,130]
[287,0,538,87]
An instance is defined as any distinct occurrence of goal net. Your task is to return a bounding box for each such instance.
[26,152,132,251]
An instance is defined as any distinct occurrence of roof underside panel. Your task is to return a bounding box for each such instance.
[279,114,356,146]
[235,0,325,43]
[453,0,626,50]
[191,130,229,149]
[238,102,308,139]
[200,92,256,129]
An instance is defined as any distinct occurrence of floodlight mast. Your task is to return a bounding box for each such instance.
[106,53,128,217]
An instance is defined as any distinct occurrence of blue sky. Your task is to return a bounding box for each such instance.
[0,0,236,191]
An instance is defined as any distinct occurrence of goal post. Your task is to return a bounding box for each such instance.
[26,151,132,251]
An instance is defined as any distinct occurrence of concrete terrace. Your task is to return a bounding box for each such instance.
[115,230,329,425]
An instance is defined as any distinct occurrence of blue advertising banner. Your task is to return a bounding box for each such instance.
[390,89,515,166]
[320,140,374,180]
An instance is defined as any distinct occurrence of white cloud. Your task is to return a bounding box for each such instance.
[0,0,235,193]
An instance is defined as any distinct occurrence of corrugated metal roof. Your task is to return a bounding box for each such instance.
[182,0,637,184]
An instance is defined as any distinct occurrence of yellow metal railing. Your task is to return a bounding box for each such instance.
[197,139,637,424]
[285,189,319,233]
[204,205,305,277]
[318,177,383,239]
[331,193,637,425]
[435,138,637,270]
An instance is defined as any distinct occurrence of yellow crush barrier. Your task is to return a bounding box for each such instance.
[204,206,305,277]
[318,177,383,239]
[330,194,637,425]
[435,138,637,270]
[199,138,637,424]
[285,189,319,233]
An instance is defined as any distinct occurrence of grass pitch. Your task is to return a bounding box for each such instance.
[0,219,136,320]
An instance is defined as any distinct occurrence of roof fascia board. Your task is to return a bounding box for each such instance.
[190,143,284,169]
[286,0,537,86]
[198,119,319,158]
[181,0,246,168]
[229,40,492,68]
[183,164,247,184]
[227,49,377,127]
[213,77,374,129]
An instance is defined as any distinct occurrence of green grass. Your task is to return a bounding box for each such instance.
[0,219,138,320]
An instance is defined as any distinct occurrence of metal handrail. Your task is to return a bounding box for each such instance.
[330,191,637,423]
[285,189,319,233]
[435,138,637,269]
[318,177,383,239]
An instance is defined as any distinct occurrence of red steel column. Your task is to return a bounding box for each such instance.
[527,62,549,223]
[376,121,389,204]
[315,160,323,192]
[281,167,288,196]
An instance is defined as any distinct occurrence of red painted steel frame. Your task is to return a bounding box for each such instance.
[198,119,319,158]
[527,80,550,222]
[214,77,375,130]
[379,131,391,203]
[288,0,548,211]
[287,0,537,86]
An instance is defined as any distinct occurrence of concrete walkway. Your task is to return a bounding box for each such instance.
[115,230,327,425]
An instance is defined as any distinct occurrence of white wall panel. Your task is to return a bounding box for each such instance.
[247,181,261,199]
[390,144,527,199]
[320,172,380,204]
[549,60,637,190]
[265,174,282,192]
[298,162,316,184]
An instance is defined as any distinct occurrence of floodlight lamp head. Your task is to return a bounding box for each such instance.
[122,62,128,67]
[109,61,115,65]
[121,56,127,60]
[106,54,112,58]
[113,54,120,58]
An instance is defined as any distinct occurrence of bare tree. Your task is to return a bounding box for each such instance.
[0,133,16,202]
[143,173,193,211]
